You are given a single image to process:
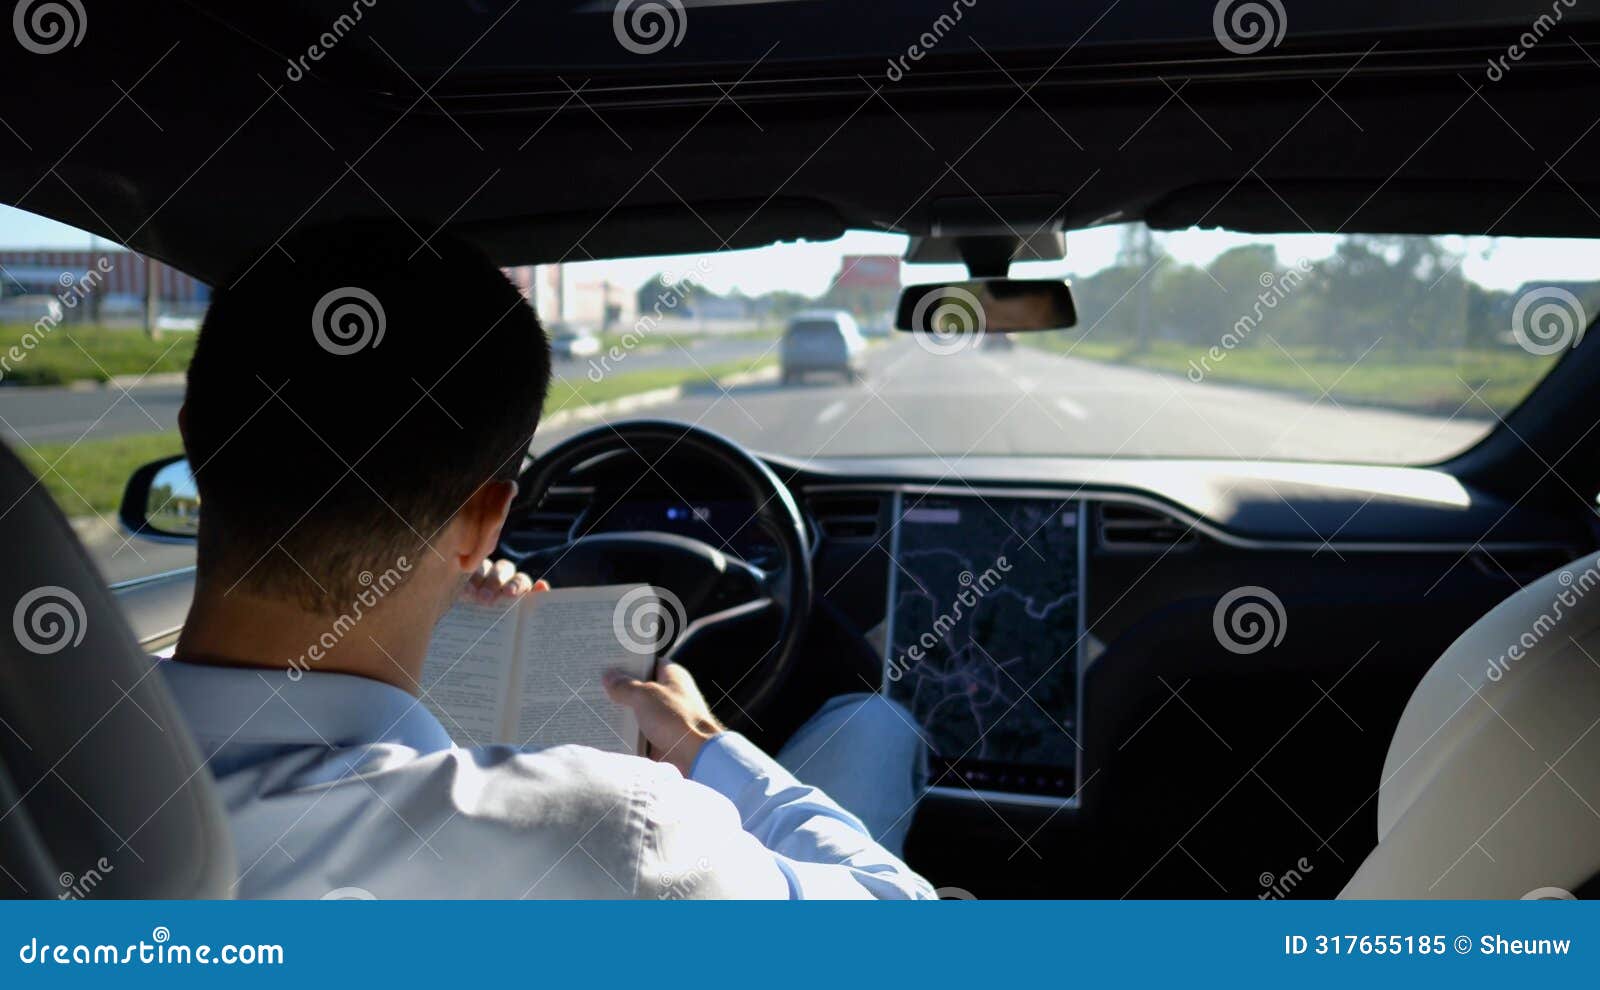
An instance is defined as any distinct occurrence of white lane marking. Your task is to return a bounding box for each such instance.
[1053,396,1090,420]
[816,399,849,425]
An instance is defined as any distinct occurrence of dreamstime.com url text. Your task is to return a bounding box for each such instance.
[18,928,284,966]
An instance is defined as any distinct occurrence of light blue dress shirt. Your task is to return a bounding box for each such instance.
[157,661,933,900]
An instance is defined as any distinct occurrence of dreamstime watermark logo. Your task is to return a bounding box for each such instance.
[1486,556,1600,683]
[887,557,1012,681]
[1212,585,1286,655]
[58,857,114,901]
[612,0,685,55]
[613,586,687,656]
[884,0,979,81]
[911,285,985,356]
[935,886,977,899]
[285,0,378,81]
[13,585,86,655]
[17,928,286,966]
[586,257,712,382]
[1258,856,1313,900]
[658,856,712,899]
[321,886,377,900]
[311,286,387,355]
[1187,258,1314,383]
[1511,286,1586,356]
[1212,0,1286,55]
[12,0,85,54]
[1522,886,1577,900]
[0,256,113,382]
[287,558,412,680]
[1486,0,1579,82]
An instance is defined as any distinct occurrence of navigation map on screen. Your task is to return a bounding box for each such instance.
[885,492,1082,797]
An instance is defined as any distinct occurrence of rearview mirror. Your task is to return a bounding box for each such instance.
[120,454,200,542]
[895,279,1077,335]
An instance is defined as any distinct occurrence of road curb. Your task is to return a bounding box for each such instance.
[541,365,777,430]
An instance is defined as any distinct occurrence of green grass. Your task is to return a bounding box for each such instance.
[542,356,775,413]
[1021,337,1558,415]
[0,323,194,386]
[16,431,184,520]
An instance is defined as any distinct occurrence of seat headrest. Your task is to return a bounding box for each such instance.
[1343,554,1600,897]
[0,441,233,899]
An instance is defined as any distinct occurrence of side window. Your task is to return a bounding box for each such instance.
[0,205,202,583]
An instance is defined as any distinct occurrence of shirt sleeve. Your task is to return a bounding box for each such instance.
[635,733,935,900]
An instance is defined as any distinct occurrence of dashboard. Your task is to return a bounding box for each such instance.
[791,457,1595,835]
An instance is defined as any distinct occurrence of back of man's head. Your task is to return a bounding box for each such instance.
[184,219,550,613]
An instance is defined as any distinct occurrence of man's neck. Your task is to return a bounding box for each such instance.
[174,580,447,694]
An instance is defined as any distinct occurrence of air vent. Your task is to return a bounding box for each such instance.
[806,492,884,541]
[1098,502,1198,551]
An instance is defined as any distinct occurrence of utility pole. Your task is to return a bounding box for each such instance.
[87,233,102,323]
[1118,225,1154,352]
[143,255,162,339]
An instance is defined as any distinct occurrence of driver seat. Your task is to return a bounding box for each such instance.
[0,441,234,898]
[1341,552,1600,898]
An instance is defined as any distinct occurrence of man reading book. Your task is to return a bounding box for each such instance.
[160,220,932,899]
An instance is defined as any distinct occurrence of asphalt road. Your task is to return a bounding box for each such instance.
[0,335,776,446]
[534,338,1489,464]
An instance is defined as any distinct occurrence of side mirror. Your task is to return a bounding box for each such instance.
[895,278,1078,335]
[120,455,200,542]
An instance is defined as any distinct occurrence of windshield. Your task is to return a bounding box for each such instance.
[540,225,1598,465]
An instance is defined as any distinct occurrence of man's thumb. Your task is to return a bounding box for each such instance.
[603,670,647,702]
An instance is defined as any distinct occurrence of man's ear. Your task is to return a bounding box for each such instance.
[450,479,518,573]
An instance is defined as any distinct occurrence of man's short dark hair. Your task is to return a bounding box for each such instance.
[185,219,550,611]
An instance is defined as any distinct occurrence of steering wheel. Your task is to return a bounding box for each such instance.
[503,420,813,729]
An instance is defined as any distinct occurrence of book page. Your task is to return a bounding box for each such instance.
[418,601,520,746]
[511,585,658,754]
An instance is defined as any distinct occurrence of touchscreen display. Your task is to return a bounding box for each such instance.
[885,492,1082,798]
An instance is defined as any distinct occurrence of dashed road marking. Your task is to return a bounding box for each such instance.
[1053,396,1090,420]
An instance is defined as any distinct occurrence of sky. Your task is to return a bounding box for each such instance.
[5,202,1599,295]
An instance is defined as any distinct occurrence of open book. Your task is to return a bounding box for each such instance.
[418,584,659,754]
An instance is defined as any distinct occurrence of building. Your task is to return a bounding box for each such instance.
[824,254,901,319]
[0,249,209,316]
[503,263,637,331]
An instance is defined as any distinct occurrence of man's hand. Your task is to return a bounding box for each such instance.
[463,558,549,604]
[603,662,724,777]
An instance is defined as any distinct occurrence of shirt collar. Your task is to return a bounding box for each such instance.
[158,659,455,754]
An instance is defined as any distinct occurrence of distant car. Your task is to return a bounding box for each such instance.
[780,311,866,384]
[549,325,600,360]
[859,316,893,338]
